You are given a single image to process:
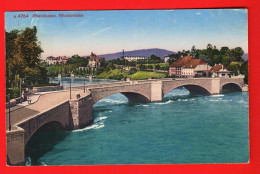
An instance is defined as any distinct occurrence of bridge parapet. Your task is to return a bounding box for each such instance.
[17,100,71,144]
[64,81,131,90]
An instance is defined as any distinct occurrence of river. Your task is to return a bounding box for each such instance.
[25,77,249,165]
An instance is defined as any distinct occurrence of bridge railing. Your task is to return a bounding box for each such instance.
[63,81,131,90]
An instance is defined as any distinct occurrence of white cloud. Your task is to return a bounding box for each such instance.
[196,12,202,15]
[87,26,111,39]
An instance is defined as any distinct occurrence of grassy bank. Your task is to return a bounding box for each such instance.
[96,69,130,80]
[130,71,167,80]
[96,69,168,80]
[137,63,169,70]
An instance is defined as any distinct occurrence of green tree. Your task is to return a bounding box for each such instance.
[129,68,137,75]
[149,55,161,63]
[67,55,88,67]
[168,53,179,65]
[191,45,197,57]
[6,26,47,86]
[240,61,248,84]
[230,47,244,62]
[155,64,160,70]
[227,62,241,75]
[106,62,115,71]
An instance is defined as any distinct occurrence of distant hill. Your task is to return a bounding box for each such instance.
[242,53,248,61]
[96,48,176,60]
[84,49,248,61]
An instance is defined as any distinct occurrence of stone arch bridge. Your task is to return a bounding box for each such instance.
[6,77,245,165]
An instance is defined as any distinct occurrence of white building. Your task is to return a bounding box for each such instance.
[182,59,211,78]
[88,52,100,69]
[46,56,56,65]
[210,64,231,78]
[164,56,170,63]
[169,56,211,78]
[124,56,147,62]
[45,56,68,65]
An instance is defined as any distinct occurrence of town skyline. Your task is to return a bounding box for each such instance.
[5,9,248,58]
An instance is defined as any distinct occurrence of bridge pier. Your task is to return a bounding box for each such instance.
[68,95,94,129]
[210,78,221,95]
[150,81,163,102]
[6,127,25,166]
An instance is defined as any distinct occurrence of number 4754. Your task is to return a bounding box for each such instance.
[18,14,28,18]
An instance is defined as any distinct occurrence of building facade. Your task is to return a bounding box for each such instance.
[169,56,193,77]
[88,52,100,69]
[169,56,211,78]
[182,59,211,78]
[124,56,147,62]
[210,64,231,78]
[164,56,170,63]
[46,56,68,65]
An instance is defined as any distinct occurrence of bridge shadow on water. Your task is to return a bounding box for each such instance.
[25,122,68,166]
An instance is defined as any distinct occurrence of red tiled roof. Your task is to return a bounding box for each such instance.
[169,56,194,67]
[210,64,226,72]
[183,59,207,68]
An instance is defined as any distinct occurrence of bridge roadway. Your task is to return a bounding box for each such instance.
[5,90,89,130]
[6,77,245,165]
[5,81,133,130]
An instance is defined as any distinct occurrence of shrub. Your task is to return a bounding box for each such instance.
[7,87,20,100]
[129,68,137,75]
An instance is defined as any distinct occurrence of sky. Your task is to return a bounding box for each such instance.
[5,9,248,58]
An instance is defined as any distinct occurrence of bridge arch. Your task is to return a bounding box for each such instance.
[25,121,66,164]
[93,92,150,105]
[221,82,242,92]
[23,120,66,145]
[163,84,211,98]
[89,84,152,104]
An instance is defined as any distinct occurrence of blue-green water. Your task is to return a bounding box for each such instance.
[26,79,249,165]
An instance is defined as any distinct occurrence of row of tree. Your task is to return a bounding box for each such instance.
[6,27,49,90]
[168,44,245,66]
[167,44,248,83]
[44,54,108,77]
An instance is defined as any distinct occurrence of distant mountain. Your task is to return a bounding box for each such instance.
[96,48,176,60]
[242,53,248,61]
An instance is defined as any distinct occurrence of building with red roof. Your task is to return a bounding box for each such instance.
[88,52,100,70]
[169,56,211,78]
[169,56,193,77]
[210,64,231,78]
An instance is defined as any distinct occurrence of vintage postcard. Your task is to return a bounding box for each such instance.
[5,9,248,166]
